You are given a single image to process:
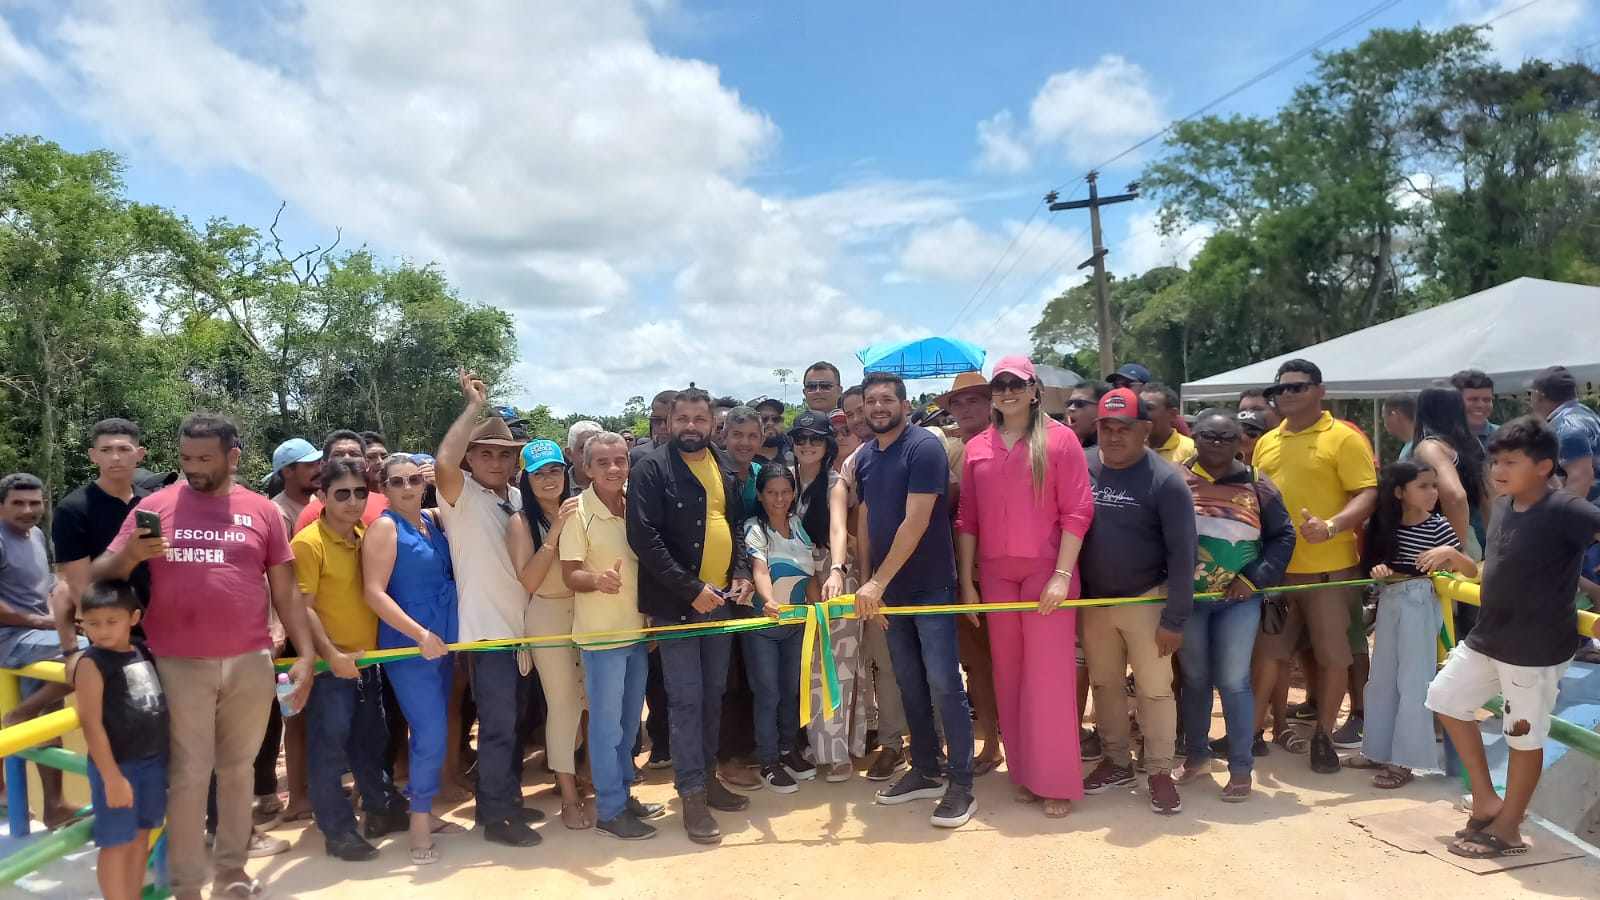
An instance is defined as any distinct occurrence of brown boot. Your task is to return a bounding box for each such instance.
[704,774,751,812]
[681,792,721,845]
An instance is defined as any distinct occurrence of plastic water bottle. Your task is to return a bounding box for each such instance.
[276,674,297,716]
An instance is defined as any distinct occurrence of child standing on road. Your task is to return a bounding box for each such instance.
[1345,461,1475,788]
[75,580,169,900]
[1427,416,1600,859]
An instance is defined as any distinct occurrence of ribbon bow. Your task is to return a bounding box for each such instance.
[780,596,858,724]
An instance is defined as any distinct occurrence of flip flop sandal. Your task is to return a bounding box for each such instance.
[430,818,467,835]
[1341,754,1384,770]
[410,844,442,866]
[1449,832,1529,860]
[1372,768,1414,789]
[1454,811,1525,838]
[1220,780,1252,803]
[1272,730,1309,754]
[974,756,1004,777]
[219,879,266,898]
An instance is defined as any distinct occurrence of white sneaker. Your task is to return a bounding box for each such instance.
[247,829,289,858]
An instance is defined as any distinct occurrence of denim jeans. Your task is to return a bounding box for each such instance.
[306,668,404,837]
[1178,598,1261,775]
[469,651,532,823]
[657,605,734,796]
[582,643,649,822]
[885,597,974,789]
[742,625,802,766]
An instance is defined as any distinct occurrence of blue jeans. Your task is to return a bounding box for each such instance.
[885,595,974,789]
[384,654,453,813]
[656,605,734,796]
[742,625,802,766]
[468,652,531,823]
[582,643,649,822]
[306,668,404,837]
[1179,598,1261,775]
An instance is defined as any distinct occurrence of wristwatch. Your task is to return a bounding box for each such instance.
[1326,520,1341,538]
[831,562,847,572]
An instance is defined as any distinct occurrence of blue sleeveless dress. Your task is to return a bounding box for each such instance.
[378,510,459,648]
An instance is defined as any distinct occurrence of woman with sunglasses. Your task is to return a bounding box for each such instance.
[956,355,1094,818]
[789,411,865,781]
[361,454,461,864]
[1172,411,1296,801]
[506,440,590,829]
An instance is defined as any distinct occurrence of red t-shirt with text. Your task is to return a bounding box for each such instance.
[110,482,294,659]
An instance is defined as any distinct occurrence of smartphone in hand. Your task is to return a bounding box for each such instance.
[134,509,162,539]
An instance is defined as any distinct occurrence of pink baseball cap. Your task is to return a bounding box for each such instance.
[991,355,1036,382]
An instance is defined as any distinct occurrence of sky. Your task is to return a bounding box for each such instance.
[1,0,1595,414]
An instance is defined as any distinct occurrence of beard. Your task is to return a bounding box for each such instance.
[673,431,709,453]
[868,411,905,435]
[184,469,226,492]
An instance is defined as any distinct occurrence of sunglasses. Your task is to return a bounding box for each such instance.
[1242,426,1265,439]
[1266,381,1313,398]
[1067,398,1094,409]
[991,378,1032,394]
[760,414,784,425]
[803,381,836,391]
[1194,430,1238,444]
[792,433,828,446]
[384,474,428,488]
[329,487,370,503]
[648,416,668,426]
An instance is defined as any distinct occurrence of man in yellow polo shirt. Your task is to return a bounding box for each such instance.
[1251,359,1377,776]
[1142,384,1196,464]
[292,458,407,861]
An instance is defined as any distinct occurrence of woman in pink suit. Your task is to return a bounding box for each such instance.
[956,355,1094,818]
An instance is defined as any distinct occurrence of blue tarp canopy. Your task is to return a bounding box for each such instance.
[856,337,986,378]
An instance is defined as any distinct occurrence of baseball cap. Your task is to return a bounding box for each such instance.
[520,439,567,473]
[1097,387,1149,422]
[828,408,848,425]
[750,396,785,415]
[410,453,436,466]
[992,355,1037,382]
[789,410,834,437]
[1236,410,1269,433]
[266,438,322,482]
[1110,363,1152,386]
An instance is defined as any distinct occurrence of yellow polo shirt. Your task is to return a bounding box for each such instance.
[1157,430,1197,465]
[685,451,733,590]
[290,518,377,653]
[1252,411,1377,573]
[559,486,644,647]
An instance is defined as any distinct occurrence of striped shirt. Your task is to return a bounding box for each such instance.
[1389,512,1460,575]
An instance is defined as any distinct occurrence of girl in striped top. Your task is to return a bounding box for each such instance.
[1348,461,1476,787]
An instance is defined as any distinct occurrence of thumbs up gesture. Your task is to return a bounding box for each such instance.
[597,559,623,595]
[1299,508,1333,544]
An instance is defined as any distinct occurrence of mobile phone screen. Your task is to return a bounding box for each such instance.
[135,510,162,539]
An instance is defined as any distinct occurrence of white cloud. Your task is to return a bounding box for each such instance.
[974,55,1167,174]
[975,111,1031,174]
[891,217,1088,289]
[1118,207,1211,276]
[6,0,955,413]
[1449,0,1590,63]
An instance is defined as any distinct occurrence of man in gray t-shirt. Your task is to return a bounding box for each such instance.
[0,472,82,827]
[1077,389,1196,815]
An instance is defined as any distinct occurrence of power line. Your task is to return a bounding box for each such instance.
[944,182,1082,333]
[943,196,1044,332]
[1057,0,1407,189]
[1483,0,1552,27]
[981,223,1094,335]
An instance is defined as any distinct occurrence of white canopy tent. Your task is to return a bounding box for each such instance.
[1182,277,1600,401]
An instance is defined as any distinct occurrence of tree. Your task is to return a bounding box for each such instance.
[773,367,793,402]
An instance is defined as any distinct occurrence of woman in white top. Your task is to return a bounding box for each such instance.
[507,440,587,829]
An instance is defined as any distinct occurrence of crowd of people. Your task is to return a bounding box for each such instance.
[2,355,1599,898]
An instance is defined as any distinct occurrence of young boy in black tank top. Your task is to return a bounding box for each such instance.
[75,580,170,900]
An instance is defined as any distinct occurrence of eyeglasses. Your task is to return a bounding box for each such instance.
[1067,398,1093,409]
[648,416,668,426]
[497,500,515,516]
[792,433,828,446]
[330,487,370,502]
[1193,430,1237,445]
[991,378,1031,394]
[1241,426,1265,439]
[803,381,836,392]
[384,474,428,488]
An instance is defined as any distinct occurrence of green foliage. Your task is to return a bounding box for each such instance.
[0,136,523,494]
[1037,26,1600,389]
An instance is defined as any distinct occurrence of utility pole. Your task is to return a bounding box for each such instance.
[1049,172,1139,377]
